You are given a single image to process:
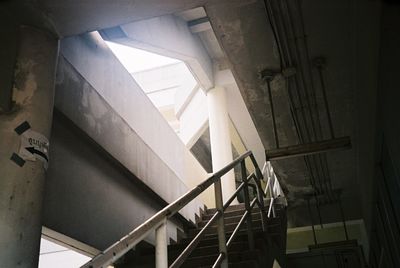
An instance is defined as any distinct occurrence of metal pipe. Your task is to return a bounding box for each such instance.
[307,199,317,245]
[248,162,269,231]
[294,0,336,200]
[275,3,327,202]
[227,211,249,248]
[275,0,294,66]
[227,198,258,248]
[241,161,255,250]
[287,68,320,195]
[155,220,168,268]
[212,253,226,268]
[214,179,228,268]
[267,198,275,218]
[81,151,253,268]
[268,173,276,217]
[225,173,254,211]
[223,181,245,211]
[170,211,221,268]
[269,0,336,205]
[262,0,286,69]
[314,195,324,228]
[283,0,333,199]
[288,80,320,193]
[266,78,280,148]
[315,60,335,139]
[338,199,349,240]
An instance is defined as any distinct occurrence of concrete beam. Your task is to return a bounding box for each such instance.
[100,14,214,90]
[188,17,212,33]
[265,137,352,161]
[59,32,212,207]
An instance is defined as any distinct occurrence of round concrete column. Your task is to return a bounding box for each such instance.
[207,86,237,204]
[0,26,58,267]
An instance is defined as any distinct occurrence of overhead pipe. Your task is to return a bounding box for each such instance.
[281,0,330,197]
[266,0,336,201]
[283,0,335,200]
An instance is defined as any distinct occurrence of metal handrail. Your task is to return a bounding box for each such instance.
[81,150,285,268]
[171,175,258,268]
[169,210,222,268]
[226,197,258,248]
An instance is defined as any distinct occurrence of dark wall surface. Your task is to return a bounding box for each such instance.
[42,110,176,250]
[368,2,400,267]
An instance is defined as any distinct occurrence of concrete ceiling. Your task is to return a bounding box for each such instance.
[2,0,381,227]
[204,0,380,226]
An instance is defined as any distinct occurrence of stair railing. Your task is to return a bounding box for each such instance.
[262,161,287,218]
[81,151,281,268]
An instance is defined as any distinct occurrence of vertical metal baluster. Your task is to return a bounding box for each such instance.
[307,198,317,245]
[214,178,228,268]
[155,219,168,268]
[270,168,276,217]
[338,198,349,240]
[254,166,267,231]
[241,161,255,250]
[249,154,268,231]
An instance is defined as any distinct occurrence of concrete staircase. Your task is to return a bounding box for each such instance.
[114,203,287,268]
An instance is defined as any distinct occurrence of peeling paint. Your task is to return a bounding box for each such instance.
[89,89,108,119]
[13,60,38,105]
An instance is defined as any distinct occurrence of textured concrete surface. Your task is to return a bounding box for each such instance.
[54,55,203,220]
[43,110,178,250]
[0,26,59,268]
[206,0,380,227]
[0,0,384,232]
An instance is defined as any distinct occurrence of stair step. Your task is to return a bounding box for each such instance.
[199,211,262,226]
[189,219,263,237]
[201,207,283,222]
[198,213,281,228]
[181,250,261,267]
[187,240,249,258]
[113,203,287,267]
[203,207,261,220]
[179,229,274,249]
[188,220,282,240]
[229,260,260,268]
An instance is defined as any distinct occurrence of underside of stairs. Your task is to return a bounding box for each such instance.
[113,202,287,268]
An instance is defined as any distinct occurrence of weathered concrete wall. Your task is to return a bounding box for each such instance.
[102,14,214,90]
[0,25,59,268]
[39,0,208,37]
[59,32,210,206]
[54,54,203,219]
[0,10,17,113]
[43,110,178,251]
[179,88,209,147]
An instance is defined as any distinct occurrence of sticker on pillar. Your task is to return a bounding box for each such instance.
[18,129,49,169]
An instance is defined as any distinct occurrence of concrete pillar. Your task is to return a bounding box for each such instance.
[207,86,237,204]
[0,26,59,267]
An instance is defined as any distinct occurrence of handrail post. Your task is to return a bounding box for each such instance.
[255,177,267,231]
[265,161,276,218]
[214,178,228,268]
[241,161,255,250]
[269,167,276,217]
[155,219,168,268]
[250,157,268,231]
